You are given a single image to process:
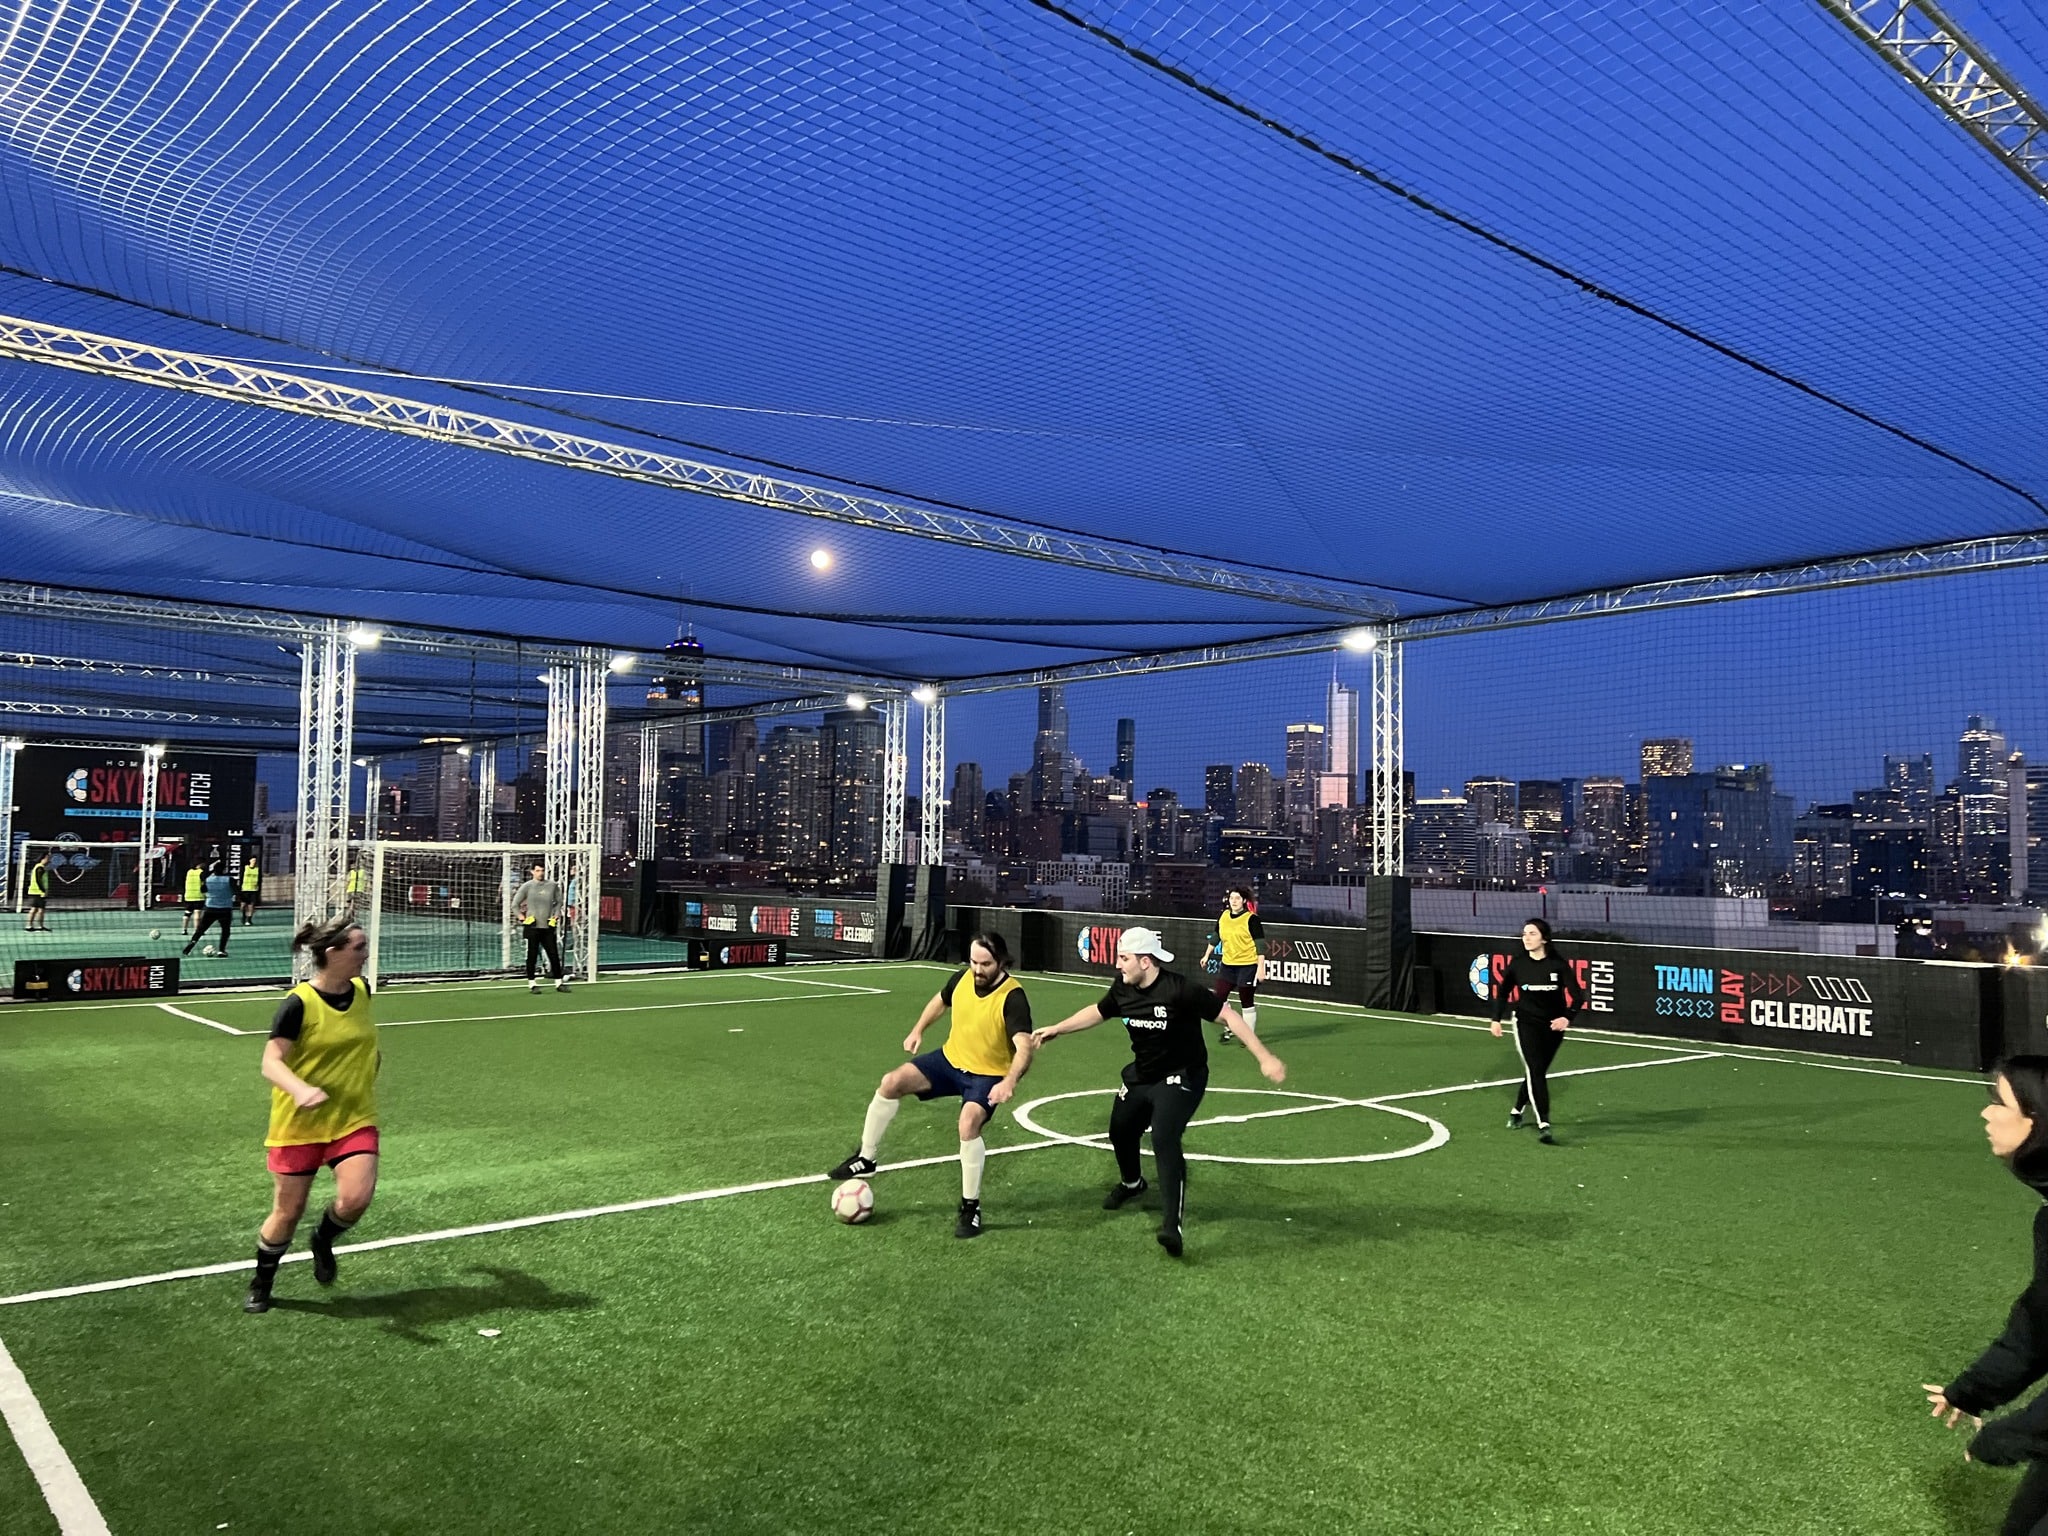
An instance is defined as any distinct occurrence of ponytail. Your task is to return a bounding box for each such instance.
[293,913,362,969]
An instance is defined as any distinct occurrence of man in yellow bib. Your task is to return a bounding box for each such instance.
[1199,884,1267,1043]
[238,852,262,926]
[182,857,205,934]
[828,931,1036,1238]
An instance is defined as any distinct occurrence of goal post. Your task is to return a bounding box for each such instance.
[12,839,166,914]
[355,841,601,987]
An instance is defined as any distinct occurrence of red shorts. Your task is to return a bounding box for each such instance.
[267,1125,379,1175]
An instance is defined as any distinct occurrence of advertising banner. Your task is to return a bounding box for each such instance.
[688,938,787,969]
[13,746,256,843]
[14,956,180,1002]
[675,895,877,957]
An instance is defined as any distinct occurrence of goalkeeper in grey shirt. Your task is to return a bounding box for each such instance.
[511,862,569,993]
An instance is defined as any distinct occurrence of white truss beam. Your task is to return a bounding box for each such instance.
[1370,635,1403,877]
[919,691,946,865]
[881,694,909,867]
[294,619,356,938]
[636,723,659,861]
[0,317,1396,621]
[1820,0,2048,199]
[0,738,18,899]
[137,743,162,914]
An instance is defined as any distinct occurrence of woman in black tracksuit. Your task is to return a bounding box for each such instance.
[1490,918,1583,1144]
[1927,1056,2048,1533]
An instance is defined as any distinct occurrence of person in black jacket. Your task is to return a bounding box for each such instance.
[1490,918,1583,1144]
[1926,1056,2048,1531]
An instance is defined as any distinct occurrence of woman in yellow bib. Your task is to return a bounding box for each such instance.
[1199,885,1267,1043]
[245,914,381,1314]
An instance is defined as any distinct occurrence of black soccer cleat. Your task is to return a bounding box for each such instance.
[243,1283,273,1315]
[311,1235,338,1287]
[1156,1224,1184,1258]
[954,1199,982,1239]
[1507,1111,1524,1130]
[828,1152,879,1180]
[1538,1126,1556,1145]
[1102,1177,1148,1211]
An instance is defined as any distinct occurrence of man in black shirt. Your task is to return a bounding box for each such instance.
[1034,927,1285,1257]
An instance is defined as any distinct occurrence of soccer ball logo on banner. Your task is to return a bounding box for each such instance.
[65,769,89,802]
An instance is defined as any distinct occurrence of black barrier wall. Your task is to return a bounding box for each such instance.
[1416,932,1989,1071]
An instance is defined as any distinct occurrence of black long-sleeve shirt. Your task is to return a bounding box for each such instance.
[1490,950,1584,1026]
[1949,1201,2048,1464]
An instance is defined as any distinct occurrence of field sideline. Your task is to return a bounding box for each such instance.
[0,960,2027,1534]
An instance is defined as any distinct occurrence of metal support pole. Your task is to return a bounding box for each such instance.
[574,650,607,855]
[636,723,659,861]
[138,743,161,913]
[363,761,382,845]
[880,694,908,868]
[476,743,497,841]
[919,691,945,865]
[0,737,18,900]
[294,619,357,941]
[544,659,576,854]
[1371,634,1404,876]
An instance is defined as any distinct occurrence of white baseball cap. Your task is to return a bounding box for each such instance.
[1116,926,1174,963]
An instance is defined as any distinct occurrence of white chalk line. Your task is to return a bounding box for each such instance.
[0,1333,111,1534]
[156,985,894,1036]
[157,1001,249,1035]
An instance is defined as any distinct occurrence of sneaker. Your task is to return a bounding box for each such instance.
[528,979,541,993]
[555,979,570,992]
[1102,1177,1148,1211]
[243,1283,273,1315]
[954,1199,982,1239]
[828,1152,879,1180]
[311,1233,338,1287]
[1156,1224,1184,1258]
[1507,1111,1524,1130]
[1538,1126,1556,1145]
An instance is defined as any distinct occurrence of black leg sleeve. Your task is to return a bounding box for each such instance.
[1147,1074,1208,1234]
[1107,1080,1153,1187]
[2004,1459,2048,1536]
[1513,1016,1566,1124]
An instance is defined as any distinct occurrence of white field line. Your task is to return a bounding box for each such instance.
[0,1140,1064,1309]
[987,964,1986,1085]
[157,989,879,1035]
[744,971,888,995]
[0,1334,111,1534]
[156,1001,254,1035]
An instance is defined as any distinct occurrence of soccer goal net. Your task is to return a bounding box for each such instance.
[13,839,160,913]
[356,842,601,987]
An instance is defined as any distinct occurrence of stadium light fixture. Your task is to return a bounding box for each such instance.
[845,692,869,711]
[609,653,635,673]
[810,548,833,572]
[352,758,368,767]
[455,744,472,757]
[911,685,938,705]
[1340,628,1378,653]
[346,625,382,648]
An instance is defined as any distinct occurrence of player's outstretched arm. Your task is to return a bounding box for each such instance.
[903,993,946,1054]
[1032,1005,1105,1047]
[1218,1004,1286,1083]
[989,1031,1037,1106]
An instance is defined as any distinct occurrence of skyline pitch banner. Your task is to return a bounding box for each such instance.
[12,746,256,848]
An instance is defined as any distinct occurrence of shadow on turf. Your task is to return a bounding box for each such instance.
[268,1264,596,1345]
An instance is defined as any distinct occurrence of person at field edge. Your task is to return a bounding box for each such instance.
[1490,918,1584,1144]
[829,931,1036,1239]
[343,863,366,917]
[245,916,381,1314]
[183,862,237,957]
[238,853,261,926]
[23,851,51,932]
[1033,927,1285,1258]
[182,856,205,934]
[1926,1057,2048,1534]
[1200,884,1266,1045]
[511,861,569,993]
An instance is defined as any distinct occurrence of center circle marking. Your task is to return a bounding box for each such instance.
[1011,1086,1449,1167]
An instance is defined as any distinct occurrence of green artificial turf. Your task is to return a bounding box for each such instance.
[0,962,2032,1533]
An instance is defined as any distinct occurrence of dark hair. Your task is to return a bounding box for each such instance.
[1994,1056,2048,1184]
[1227,884,1253,902]
[292,914,364,969]
[1520,917,1562,956]
[967,931,1010,968]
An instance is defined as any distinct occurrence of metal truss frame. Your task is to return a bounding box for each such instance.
[0,739,17,899]
[294,619,356,938]
[1819,0,2048,199]
[137,743,161,914]
[636,723,659,860]
[919,692,946,865]
[475,743,497,841]
[881,694,909,867]
[0,317,1396,621]
[363,761,383,844]
[1370,636,1403,877]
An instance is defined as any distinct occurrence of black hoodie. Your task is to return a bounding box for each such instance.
[1948,1187,2048,1464]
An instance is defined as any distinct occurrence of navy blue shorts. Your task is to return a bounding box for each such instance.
[910,1049,1004,1115]
[1214,964,1258,994]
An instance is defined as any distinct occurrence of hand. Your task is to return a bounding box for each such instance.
[989,1080,1015,1106]
[1924,1385,1981,1435]
[1260,1055,1287,1084]
[1030,1028,1058,1048]
[1551,1017,1571,1032]
[290,1083,329,1109]
[902,1031,922,1054]
[1490,1021,1503,1038]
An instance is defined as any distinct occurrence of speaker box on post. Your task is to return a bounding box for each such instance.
[1362,875,1416,1011]
[906,864,949,961]
[873,863,911,960]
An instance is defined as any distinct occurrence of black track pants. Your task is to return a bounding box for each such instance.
[1107,1068,1207,1233]
[524,925,563,979]
[187,908,233,953]
[1509,1015,1566,1124]
[2002,1460,2048,1536]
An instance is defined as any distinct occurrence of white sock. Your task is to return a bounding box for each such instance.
[859,1093,900,1160]
[1243,1005,1258,1032]
[960,1137,986,1200]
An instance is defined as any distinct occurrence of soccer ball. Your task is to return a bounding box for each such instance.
[148,929,160,940]
[201,944,218,956]
[830,1179,874,1225]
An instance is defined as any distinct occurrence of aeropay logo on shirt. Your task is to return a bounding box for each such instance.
[1126,1002,1171,1031]
[1077,924,1125,967]
[1656,964,1874,1037]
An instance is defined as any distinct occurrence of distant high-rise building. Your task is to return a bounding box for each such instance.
[1204,764,1236,824]
[1145,788,1182,859]
[1578,776,1628,876]
[1641,738,1693,780]
[1517,780,1564,834]
[950,762,985,850]
[1885,753,1935,822]
[1464,776,1516,826]
[1284,723,1326,828]
[1113,719,1136,793]
[2009,753,2028,904]
[1236,762,1277,831]
[759,725,824,867]
[1647,765,1794,896]
[1407,796,1476,884]
[820,707,885,872]
[2026,765,2048,900]
[1958,715,2011,897]
[647,629,704,711]
[1031,685,1070,810]
[1327,679,1360,806]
